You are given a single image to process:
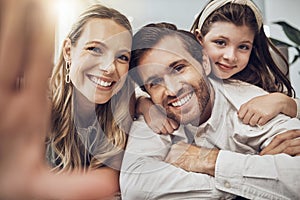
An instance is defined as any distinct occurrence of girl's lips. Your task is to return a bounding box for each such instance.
[216,63,236,71]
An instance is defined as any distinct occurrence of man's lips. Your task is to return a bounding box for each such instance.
[168,92,193,107]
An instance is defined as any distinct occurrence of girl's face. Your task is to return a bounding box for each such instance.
[64,18,132,104]
[198,22,255,79]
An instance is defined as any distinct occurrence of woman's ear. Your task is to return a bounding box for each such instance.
[195,29,204,45]
[202,51,211,76]
[63,38,72,61]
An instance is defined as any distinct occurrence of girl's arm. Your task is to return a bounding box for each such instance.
[238,92,298,126]
[136,96,178,134]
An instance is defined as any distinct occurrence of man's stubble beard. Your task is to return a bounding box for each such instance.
[165,77,211,126]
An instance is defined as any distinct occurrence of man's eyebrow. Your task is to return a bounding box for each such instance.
[145,74,159,84]
[169,59,187,68]
[144,59,187,84]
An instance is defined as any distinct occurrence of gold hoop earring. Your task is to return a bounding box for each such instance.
[65,61,71,83]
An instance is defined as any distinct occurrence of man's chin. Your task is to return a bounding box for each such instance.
[166,113,192,126]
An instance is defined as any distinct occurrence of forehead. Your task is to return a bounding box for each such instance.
[139,36,192,67]
[207,22,255,41]
[78,18,132,46]
[137,36,202,80]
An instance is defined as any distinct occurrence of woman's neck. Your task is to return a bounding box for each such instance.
[73,90,98,128]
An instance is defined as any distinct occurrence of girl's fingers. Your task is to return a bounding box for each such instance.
[260,130,300,155]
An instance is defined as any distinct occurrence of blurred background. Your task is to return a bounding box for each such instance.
[55,0,300,97]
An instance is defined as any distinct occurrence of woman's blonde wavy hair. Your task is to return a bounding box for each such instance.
[47,4,134,172]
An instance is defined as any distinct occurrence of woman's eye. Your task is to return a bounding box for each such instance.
[87,47,102,54]
[117,54,130,62]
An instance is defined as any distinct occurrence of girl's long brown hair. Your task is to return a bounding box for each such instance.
[191,1,294,97]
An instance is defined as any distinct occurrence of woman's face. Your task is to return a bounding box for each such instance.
[65,18,132,104]
[198,22,255,79]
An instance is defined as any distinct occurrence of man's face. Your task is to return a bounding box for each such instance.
[137,36,211,126]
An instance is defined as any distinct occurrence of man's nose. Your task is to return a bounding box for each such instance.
[164,75,180,96]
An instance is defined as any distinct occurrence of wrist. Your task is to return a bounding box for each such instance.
[198,148,219,176]
[135,96,151,115]
[207,149,219,176]
[271,92,296,117]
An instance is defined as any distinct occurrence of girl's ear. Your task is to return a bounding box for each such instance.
[63,38,72,61]
[202,51,211,76]
[195,29,204,45]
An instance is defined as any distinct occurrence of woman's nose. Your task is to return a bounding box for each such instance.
[98,56,116,74]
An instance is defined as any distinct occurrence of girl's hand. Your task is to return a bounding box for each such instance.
[238,93,297,126]
[136,97,179,134]
[260,130,300,156]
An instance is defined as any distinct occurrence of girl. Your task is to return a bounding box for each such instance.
[138,0,299,135]
[191,0,299,126]
[48,4,135,199]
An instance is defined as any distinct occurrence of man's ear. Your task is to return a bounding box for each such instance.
[63,38,72,61]
[195,29,204,45]
[202,51,211,76]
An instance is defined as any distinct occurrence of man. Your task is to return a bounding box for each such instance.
[120,23,300,199]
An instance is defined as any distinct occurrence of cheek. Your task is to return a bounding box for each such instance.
[69,65,80,83]
[148,89,163,104]
[117,64,129,78]
[239,54,251,69]
[206,48,218,62]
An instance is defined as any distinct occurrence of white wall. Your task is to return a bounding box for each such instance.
[98,0,210,31]
[56,0,299,96]
[264,0,300,97]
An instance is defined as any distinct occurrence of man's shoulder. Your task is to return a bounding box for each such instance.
[210,78,269,109]
[130,116,149,132]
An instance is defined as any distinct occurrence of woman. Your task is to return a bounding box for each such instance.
[47,4,135,198]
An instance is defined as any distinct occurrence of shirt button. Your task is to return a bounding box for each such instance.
[224,181,231,188]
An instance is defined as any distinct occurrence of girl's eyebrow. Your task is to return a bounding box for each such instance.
[214,35,253,45]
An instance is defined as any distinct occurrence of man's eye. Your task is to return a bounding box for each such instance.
[87,47,102,54]
[173,64,185,72]
[149,78,162,87]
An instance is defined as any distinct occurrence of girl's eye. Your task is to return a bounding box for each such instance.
[87,47,102,54]
[239,44,251,51]
[214,40,226,46]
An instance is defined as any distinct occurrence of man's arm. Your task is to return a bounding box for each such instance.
[165,140,300,200]
[120,117,235,199]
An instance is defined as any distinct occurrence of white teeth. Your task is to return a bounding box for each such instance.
[90,76,112,87]
[171,93,192,107]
